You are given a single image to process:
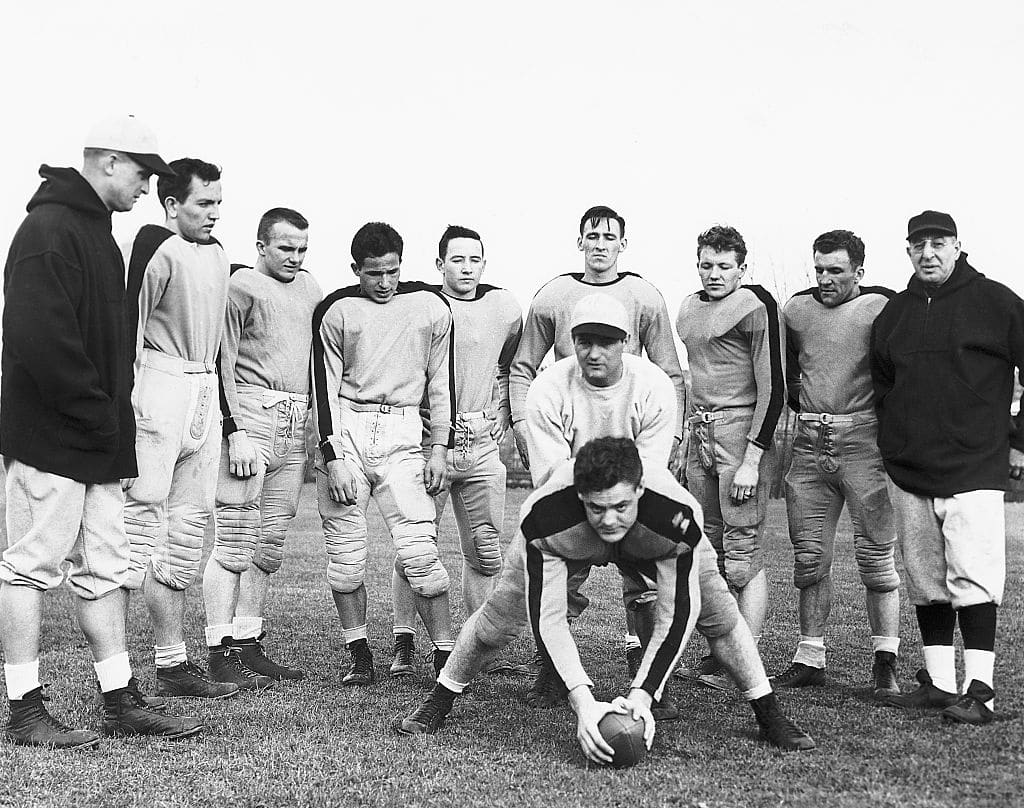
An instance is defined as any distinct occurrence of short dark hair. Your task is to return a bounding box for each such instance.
[351,222,404,267]
[697,225,747,265]
[257,208,309,243]
[812,229,865,269]
[157,158,221,205]
[438,224,483,260]
[573,437,642,493]
[579,205,626,238]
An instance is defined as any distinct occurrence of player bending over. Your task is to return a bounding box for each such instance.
[396,438,814,762]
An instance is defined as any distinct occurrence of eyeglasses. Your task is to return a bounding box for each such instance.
[909,237,956,254]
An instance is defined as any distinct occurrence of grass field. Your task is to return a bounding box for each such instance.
[1,483,1023,808]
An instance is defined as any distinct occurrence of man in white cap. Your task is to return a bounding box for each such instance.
[1,116,202,748]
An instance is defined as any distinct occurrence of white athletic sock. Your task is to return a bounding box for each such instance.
[742,679,773,701]
[342,625,368,645]
[624,633,641,650]
[154,642,188,669]
[233,616,263,641]
[432,640,455,653]
[4,659,40,701]
[205,624,234,648]
[871,635,900,656]
[437,671,468,694]
[393,625,416,637]
[793,636,826,668]
[94,651,131,693]
[963,649,995,709]
[922,645,956,694]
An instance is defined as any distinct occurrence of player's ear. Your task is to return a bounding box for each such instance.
[256,240,266,256]
[619,237,628,252]
[436,257,444,272]
[577,236,584,252]
[351,262,360,276]
[739,263,747,276]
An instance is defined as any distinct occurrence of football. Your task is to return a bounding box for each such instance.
[598,711,648,769]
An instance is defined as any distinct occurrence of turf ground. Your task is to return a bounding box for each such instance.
[1,483,1023,808]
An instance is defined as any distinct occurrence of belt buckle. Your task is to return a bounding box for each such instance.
[699,411,716,424]
[819,413,833,425]
[378,404,392,414]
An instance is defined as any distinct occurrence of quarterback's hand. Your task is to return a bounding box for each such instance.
[569,686,618,765]
[613,689,655,750]
[120,477,137,491]
[1011,448,1024,480]
[326,459,358,505]
[513,422,531,470]
[490,410,512,444]
[730,460,760,503]
[668,437,684,478]
[228,430,260,478]
[424,445,448,495]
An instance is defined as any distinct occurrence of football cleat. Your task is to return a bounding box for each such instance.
[5,686,100,750]
[342,641,375,686]
[885,668,957,710]
[389,634,416,677]
[102,678,203,739]
[525,660,568,708]
[651,693,680,722]
[772,662,827,689]
[208,644,275,691]
[750,692,816,751]
[871,651,900,697]
[157,661,240,700]
[674,653,718,682]
[394,694,454,735]
[230,634,304,681]
[941,680,996,725]
[95,680,167,712]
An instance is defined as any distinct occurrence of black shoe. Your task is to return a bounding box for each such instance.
[102,679,203,739]
[675,654,718,682]
[5,686,100,750]
[95,680,167,712]
[395,694,455,735]
[389,634,416,677]
[156,661,241,700]
[208,643,275,691]
[432,649,451,678]
[651,693,680,722]
[482,656,519,675]
[342,641,375,686]
[871,651,900,697]
[626,646,644,679]
[230,634,304,681]
[750,692,816,751]
[772,662,827,689]
[941,680,997,725]
[885,669,957,710]
[525,661,568,708]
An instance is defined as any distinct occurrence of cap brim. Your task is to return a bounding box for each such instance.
[127,152,176,178]
[908,225,957,241]
[571,323,627,340]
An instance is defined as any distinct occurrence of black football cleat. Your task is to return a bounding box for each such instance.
[230,634,304,681]
[941,680,996,725]
[885,669,957,710]
[871,651,900,697]
[5,686,99,750]
[772,662,827,689]
[102,679,203,739]
[208,643,275,691]
[525,660,568,708]
[157,661,240,700]
[389,634,416,677]
[394,694,454,735]
[750,692,816,751]
[341,641,375,686]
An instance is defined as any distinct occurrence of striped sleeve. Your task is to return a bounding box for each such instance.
[509,300,556,425]
[784,312,802,413]
[638,291,687,440]
[495,302,524,425]
[743,286,786,449]
[310,296,347,463]
[525,544,593,693]
[626,549,700,701]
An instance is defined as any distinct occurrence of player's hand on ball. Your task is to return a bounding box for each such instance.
[424,445,449,495]
[612,692,655,750]
[513,422,531,470]
[730,460,759,503]
[1010,447,1024,480]
[575,698,619,766]
[326,459,358,505]
[228,430,260,478]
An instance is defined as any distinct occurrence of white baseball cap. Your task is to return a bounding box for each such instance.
[83,114,175,178]
[570,293,629,340]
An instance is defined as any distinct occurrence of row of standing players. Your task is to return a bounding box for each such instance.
[1,117,1021,755]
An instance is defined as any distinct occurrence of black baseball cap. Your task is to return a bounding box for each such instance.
[907,210,957,241]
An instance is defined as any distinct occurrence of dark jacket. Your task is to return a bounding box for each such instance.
[0,165,137,483]
[870,254,1024,497]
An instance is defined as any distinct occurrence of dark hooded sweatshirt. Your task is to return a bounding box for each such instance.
[870,254,1024,497]
[1,165,137,483]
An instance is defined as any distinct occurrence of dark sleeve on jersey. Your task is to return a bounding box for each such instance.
[785,320,802,413]
[745,286,786,448]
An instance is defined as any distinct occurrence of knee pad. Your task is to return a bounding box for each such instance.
[324,519,366,593]
[153,507,208,590]
[723,555,760,590]
[212,504,260,574]
[252,533,286,575]
[123,514,161,591]
[793,544,828,590]
[463,526,502,578]
[857,546,900,593]
[394,530,450,598]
